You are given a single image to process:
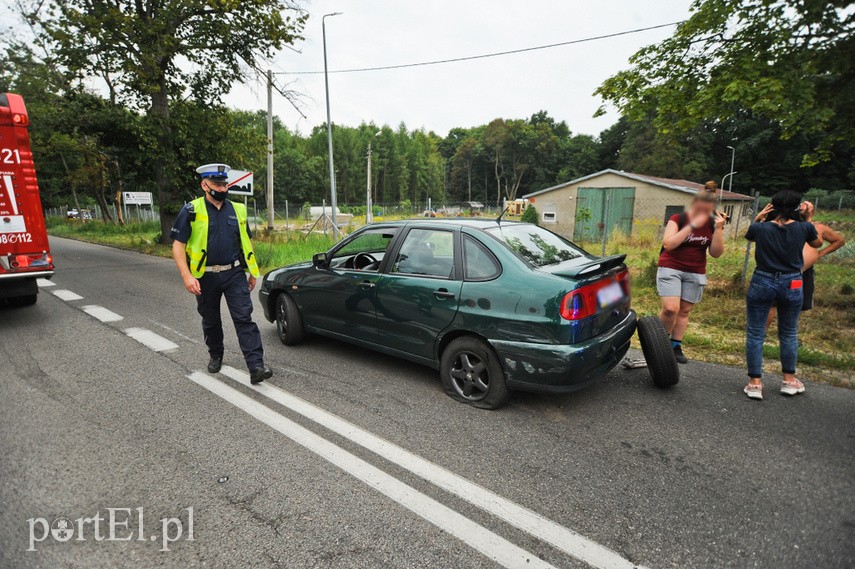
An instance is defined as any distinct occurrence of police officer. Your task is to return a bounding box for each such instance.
[170,163,272,384]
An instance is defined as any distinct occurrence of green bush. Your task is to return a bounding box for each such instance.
[520,205,538,225]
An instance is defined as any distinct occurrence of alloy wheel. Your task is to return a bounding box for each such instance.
[449,351,490,401]
[276,297,288,337]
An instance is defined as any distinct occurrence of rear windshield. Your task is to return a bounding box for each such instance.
[485,224,585,267]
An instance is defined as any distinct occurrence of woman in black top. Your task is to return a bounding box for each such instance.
[743,190,822,400]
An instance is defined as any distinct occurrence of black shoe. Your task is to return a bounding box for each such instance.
[673,345,688,364]
[208,357,223,373]
[250,365,273,384]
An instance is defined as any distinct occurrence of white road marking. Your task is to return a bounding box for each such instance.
[124,328,179,352]
[36,278,55,288]
[147,320,201,345]
[81,305,123,323]
[220,365,646,569]
[188,371,557,569]
[51,289,83,301]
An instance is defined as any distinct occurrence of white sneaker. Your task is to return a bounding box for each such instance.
[781,380,805,396]
[744,384,763,400]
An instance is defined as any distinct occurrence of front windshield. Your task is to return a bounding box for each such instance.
[485,224,586,267]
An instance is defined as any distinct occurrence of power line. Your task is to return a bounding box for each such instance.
[285,21,683,75]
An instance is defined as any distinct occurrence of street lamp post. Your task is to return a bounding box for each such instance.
[322,12,342,236]
[727,145,736,194]
[366,131,381,224]
[718,145,736,207]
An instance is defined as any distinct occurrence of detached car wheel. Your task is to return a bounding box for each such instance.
[276,293,304,346]
[440,336,509,410]
[637,315,679,388]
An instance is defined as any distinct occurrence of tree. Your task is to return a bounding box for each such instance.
[520,205,538,225]
[596,117,629,171]
[616,118,713,181]
[450,137,480,202]
[596,0,855,166]
[28,0,307,240]
[556,134,601,182]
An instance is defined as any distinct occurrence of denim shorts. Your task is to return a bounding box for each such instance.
[656,267,707,304]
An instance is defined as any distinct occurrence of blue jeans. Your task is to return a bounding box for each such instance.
[745,270,803,378]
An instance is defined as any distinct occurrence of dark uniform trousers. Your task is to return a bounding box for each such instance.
[196,267,264,369]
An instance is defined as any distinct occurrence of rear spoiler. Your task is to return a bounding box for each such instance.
[542,254,627,278]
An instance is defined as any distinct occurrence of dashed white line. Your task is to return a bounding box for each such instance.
[147,320,201,345]
[219,365,646,569]
[81,305,123,323]
[124,327,179,352]
[187,371,557,569]
[51,289,83,301]
[36,278,55,288]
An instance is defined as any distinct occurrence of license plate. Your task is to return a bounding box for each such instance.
[597,281,624,308]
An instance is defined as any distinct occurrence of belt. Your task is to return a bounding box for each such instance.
[205,260,241,273]
[755,269,802,279]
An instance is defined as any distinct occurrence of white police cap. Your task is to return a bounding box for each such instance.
[195,163,231,181]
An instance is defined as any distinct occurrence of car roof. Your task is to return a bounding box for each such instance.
[372,218,530,231]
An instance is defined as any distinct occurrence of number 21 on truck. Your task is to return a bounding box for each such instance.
[0,93,54,306]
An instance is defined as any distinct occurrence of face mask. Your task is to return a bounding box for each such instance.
[209,188,229,201]
[205,181,229,201]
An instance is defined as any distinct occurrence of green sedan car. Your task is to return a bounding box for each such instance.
[260,219,642,409]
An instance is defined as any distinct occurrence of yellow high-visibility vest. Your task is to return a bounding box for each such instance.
[185,196,259,278]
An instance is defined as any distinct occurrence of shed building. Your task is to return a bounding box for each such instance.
[523,169,754,241]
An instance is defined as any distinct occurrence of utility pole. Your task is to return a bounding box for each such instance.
[366,131,380,224]
[366,141,373,224]
[266,69,274,231]
[323,12,342,235]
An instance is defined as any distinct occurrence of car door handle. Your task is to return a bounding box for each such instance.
[433,289,455,299]
[360,281,376,289]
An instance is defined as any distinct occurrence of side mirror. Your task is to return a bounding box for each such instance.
[312,252,329,268]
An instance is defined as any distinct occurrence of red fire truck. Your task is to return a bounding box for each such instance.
[0,93,54,306]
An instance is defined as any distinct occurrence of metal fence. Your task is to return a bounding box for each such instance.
[758,190,855,211]
[248,200,506,236]
[45,204,160,223]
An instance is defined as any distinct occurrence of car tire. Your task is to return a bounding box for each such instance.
[8,294,37,307]
[440,336,510,410]
[637,315,679,388]
[275,293,304,346]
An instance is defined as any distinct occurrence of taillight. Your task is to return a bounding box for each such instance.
[616,269,631,296]
[8,253,52,269]
[12,113,28,126]
[10,254,30,268]
[560,269,630,321]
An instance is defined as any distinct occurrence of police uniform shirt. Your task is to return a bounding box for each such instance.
[169,199,253,266]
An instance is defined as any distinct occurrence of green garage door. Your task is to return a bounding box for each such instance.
[574,187,635,242]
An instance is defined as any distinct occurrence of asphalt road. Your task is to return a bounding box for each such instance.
[1,236,853,569]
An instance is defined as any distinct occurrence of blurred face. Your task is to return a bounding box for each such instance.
[689,199,715,219]
[202,179,227,191]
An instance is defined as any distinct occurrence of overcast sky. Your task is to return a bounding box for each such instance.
[224,0,693,138]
